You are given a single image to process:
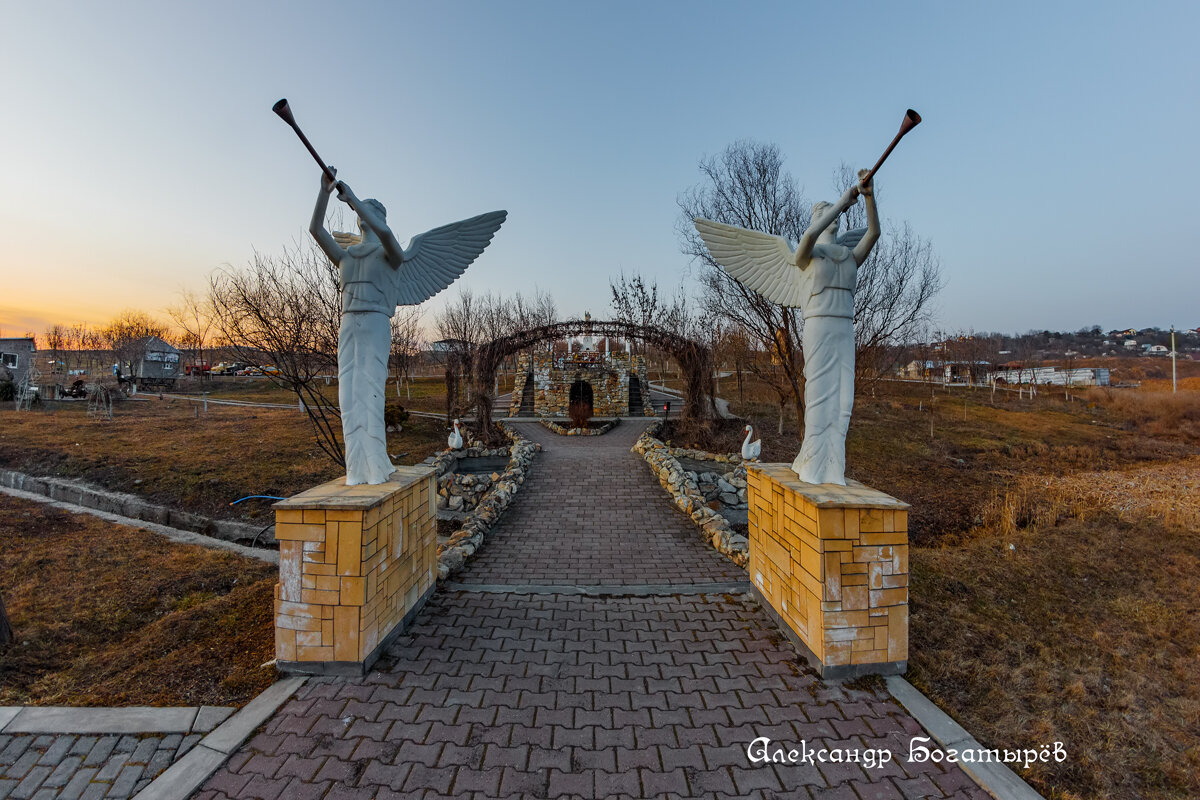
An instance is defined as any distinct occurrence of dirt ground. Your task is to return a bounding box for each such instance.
[0,493,277,707]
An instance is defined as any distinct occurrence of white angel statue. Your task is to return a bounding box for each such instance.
[694,170,879,485]
[311,169,506,484]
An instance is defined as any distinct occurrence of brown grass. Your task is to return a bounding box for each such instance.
[0,493,277,707]
[0,395,446,522]
[668,378,1200,798]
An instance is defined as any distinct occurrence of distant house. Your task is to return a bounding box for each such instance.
[125,336,181,387]
[990,366,1110,387]
[0,337,37,387]
[901,359,937,379]
[1124,340,1138,349]
[1147,345,1169,355]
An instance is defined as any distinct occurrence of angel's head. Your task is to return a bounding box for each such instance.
[811,201,839,239]
[357,199,387,236]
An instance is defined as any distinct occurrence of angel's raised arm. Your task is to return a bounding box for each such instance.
[852,190,881,267]
[310,173,346,264]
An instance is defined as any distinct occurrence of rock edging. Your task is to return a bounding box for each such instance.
[538,417,619,436]
[631,422,749,568]
[434,423,541,580]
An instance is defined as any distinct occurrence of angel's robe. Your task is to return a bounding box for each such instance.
[340,242,397,315]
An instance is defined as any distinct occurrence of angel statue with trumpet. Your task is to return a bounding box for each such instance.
[694,110,920,486]
[274,99,506,485]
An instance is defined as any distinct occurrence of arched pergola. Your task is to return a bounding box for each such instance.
[459,319,715,437]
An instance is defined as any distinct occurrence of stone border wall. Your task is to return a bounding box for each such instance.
[0,469,268,545]
[538,418,619,436]
[434,422,540,580]
[631,422,749,568]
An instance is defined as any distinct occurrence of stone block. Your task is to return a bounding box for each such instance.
[745,465,909,679]
[273,467,436,675]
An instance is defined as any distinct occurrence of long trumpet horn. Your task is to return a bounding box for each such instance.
[859,109,922,186]
[272,98,338,184]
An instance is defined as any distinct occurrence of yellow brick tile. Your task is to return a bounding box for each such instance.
[296,645,334,662]
[888,606,909,661]
[296,630,323,647]
[817,508,844,539]
[823,553,842,602]
[824,610,869,628]
[275,627,296,661]
[845,508,860,539]
[851,648,888,665]
[276,509,304,524]
[868,562,885,589]
[302,509,326,524]
[860,532,907,546]
[859,509,886,532]
[276,614,322,632]
[893,510,908,532]
[301,588,341,605]
[869,588,908,608]
[275,523,326,542]
[337,522,363,577]
[340,576,365,606]
[842,585,868,610]
[328,509,364,522]
[334,606,360,662]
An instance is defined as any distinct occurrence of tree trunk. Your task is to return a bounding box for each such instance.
[0,594,12,646]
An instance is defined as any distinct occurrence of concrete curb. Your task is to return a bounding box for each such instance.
[0,705,234,735]
[442,581,753,596]
[886,676,1045,800]
[130,677,305,800]
[0,484,277,564]
[0,469,270,547]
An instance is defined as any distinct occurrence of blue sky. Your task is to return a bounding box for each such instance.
[1,1,1197,337]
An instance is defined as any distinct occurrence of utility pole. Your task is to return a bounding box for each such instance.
[1171,326,1177,393]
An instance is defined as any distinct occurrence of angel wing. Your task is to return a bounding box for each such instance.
[836,227,868,250]
[393,210,507,306]
[331,231,362,249]
[693,218,805,307]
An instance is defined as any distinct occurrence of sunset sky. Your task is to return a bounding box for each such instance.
[1,1,1197,340]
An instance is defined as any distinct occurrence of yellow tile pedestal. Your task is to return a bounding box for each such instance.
[272,465,437,676]
[746,463,909,679]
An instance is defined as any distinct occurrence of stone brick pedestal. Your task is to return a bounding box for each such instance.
[272,466,437,676]
[746,463,909,679]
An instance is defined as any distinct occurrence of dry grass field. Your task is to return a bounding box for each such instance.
[1,359,1197,796]
[0,493,277,707]
[665,362,1200,799]
[0,388,448,522]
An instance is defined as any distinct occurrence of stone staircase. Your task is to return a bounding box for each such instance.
[628,373,643,416]
[517,374,536,416]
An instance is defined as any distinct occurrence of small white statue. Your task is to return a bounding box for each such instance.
[311,170,505,484]
[447,419,464,451]
[695,170,879,485]
[741,424,762,461]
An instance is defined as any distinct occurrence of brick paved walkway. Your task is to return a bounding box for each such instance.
[196,421,986,799]
[455,422,745,586]
[0,731,201,799]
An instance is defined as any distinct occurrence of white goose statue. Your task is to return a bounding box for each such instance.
[741,424,762,461]
[447,419,464,451]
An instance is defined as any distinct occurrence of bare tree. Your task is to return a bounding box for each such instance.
[389,306,424,399]
[679,143,943,435]
[167,288,216,378]
[44,324,66,377]
[208,241,344,465]
[100,310,170,380]
[677,141,809,432]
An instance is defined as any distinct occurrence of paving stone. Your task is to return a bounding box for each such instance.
[11,765,51,799]
[83,738,117,767]
[192,422,984,800]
